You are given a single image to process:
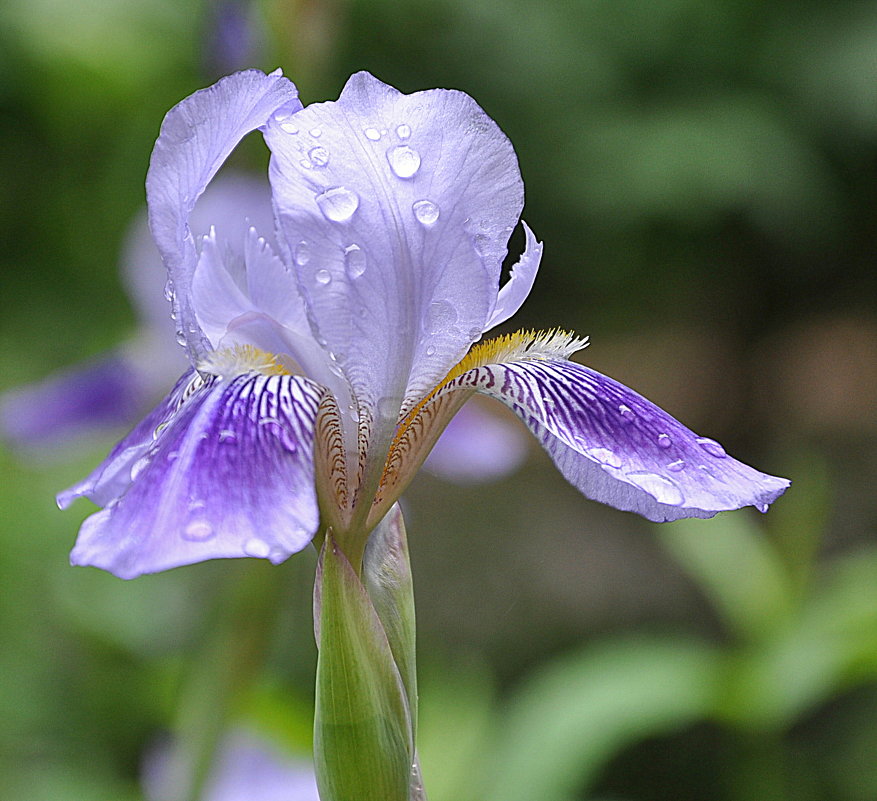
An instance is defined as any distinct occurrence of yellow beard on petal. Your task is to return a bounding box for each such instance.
[197,345,290,379]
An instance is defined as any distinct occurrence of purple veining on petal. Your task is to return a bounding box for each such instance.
[423,401,528,483]
[457,359,789,521]
[1,353,145,451]
[68,372,322,579]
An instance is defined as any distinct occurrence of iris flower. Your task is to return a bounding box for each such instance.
[58,69,789,579]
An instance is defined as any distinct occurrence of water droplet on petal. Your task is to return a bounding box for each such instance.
[218,429,237,444]
[618,404,635,421]
[396,123,411,139]
[344,244,367,278]
[587,447,623,468]
[757,502,769,514]
[244,537,271,558]
[163,280,175,302]
[666,459,686,472]
[364,127,381,141]
[657,433,672,449]
[424,300,458,333]
[294,241,311,266]
[176,332,187,347]
[626,471,684,505]
[696,437,727,458]
[183,519,215,541]
[130,456,150,481]
[316,187,359,222]
[280,121,299,134]
[425,344,436,356]
[309,127,322,138]
[152,421,169,441]
[308,146,329,167]
[315,269,332,285]
[412,199,440,226]
[166,450,179,462]
[387,145,421,178]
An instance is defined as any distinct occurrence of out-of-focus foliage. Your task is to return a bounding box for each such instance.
[1,0,875,799]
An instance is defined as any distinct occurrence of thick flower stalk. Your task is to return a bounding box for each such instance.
[57,69,789,801]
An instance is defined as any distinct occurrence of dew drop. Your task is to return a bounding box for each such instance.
[176,332,187,347]
[587,447,623,468]
[130,456,150,482]
[315,269,332,285]
[425,344,436,356]
[412,199,440,226]
[424,299,458,333]
[218,429,237,444]
[316,187,359,222]
[618,404,635,421]
[244,537,271,558]
[280,121,299,134]
[183,519,215,542]
[309,127,322,138]
[344,244,367,278]
[163,279,175,302]
[294,241,311,266]
[396,123,411,139]
[364,127,381,141]
[696,437,727,458]
[152,421,169,441]
[626,471,684,505]
[166,450,179,462]
[309,146,329,167]
[657,433,672,449]
[387,145,421,178]
[666,458,686,472]
[757,503,769,514]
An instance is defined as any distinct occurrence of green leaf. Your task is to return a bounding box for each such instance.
[314,531,413,801]
[485,636,720,801]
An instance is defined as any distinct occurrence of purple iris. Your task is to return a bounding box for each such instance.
[58,69,789,579]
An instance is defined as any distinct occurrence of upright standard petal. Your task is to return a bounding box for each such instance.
[68,371,323,578]
[483,222,543,332]
[455,355,789,521]
[264,71,524,472]
[147,69,301,362]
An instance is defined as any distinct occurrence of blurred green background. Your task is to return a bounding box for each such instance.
[1,0,876,799]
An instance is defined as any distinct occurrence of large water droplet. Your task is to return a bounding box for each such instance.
[364,127,381,141]
[315,269,332,285]
[309,146,329,167]
[666,459,686,472]
[424,300,458,333]
[183,519,215,541]
[587,447,623,468]
[344,244,367,278]
[316,187,359,222]
[626,471,684,505]
[412,199,440,226]
[657,433,672,449]
[294,241,311,266]
[696,437,727,458]
[396,123,411,139]
[757,502,769,514]
[618,404,635,422]
[244,538,271,558]
[387,145,421,178]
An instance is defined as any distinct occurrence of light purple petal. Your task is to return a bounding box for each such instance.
[423,400,528,483]
[458,359,789,521]
[57,370,199,510]
[67,371,323,579]
[264,71,523,470]
[1,353,145,451]
[484,222,543,332]
[147,70,301,363]
[143,730,319,801]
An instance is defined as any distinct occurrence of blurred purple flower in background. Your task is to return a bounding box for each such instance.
[143,731,319,801]
[57,69,789,578]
